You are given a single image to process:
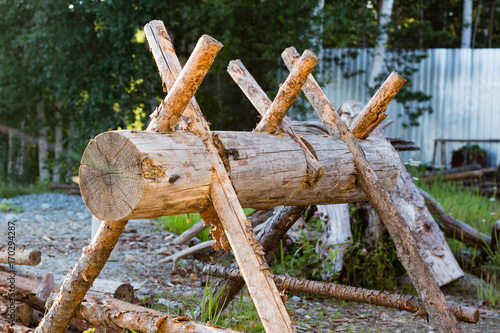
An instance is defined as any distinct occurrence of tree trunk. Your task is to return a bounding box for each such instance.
[16,121,26,177]
[36,101,49,182]
[488,0,497,47]
[203,265,479,324]
[462,0,473,48]
[316,204,351,277]
[52,107,63,184]
[282,48,462,332]
[80,130,400,222]
[471,0,483,48]
[7,127,14,177]
[368,0,394,89]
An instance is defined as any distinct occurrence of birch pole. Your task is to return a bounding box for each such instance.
[143,20,293,332]
[282,47,462,333]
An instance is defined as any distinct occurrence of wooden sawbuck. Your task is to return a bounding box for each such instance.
[34,20,474,333]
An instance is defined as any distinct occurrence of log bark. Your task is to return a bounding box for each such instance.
[282,47,462,333]
[1,300,33,327]
[146,34,222,133]
[254,50,317,134]
[227,60,323,186]
[0,250,41,266]
[0,317,33,333]
[349,72,407,139]
[200,206,307,318]
[421,168,497,182]
[1,267,134,303]
[35,220,127,333]
[203,265,479,324]
[144,20,293,332]
[419,188,492,252]
[80,130,400,221]
[75,297,240,333]
[391,163,464,286]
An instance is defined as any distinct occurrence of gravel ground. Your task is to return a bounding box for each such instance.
[1,193,500,332]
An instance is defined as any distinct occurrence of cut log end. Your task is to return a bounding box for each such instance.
[79,132,145,221]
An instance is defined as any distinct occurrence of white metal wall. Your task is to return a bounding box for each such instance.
[320,48,500,167]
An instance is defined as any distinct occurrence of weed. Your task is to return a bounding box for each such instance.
[0,199,22,213]
[0,180,49,198]
[196,276,227,325]
[477,273,500,308]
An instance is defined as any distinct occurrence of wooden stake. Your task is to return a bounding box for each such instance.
[0,249,41,266]
[254,50,317,133]
[228,60,323,186]
[204,265,479,324]
[282,46,462,333]
[146,34,223,132]
[144,20,293,332]
[349,72,406,139]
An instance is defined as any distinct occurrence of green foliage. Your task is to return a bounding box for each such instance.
[158,213,212,242]
[0,180,48,198]
[0,199,22,213]
[273,213,338,281]
[197,276,227,326]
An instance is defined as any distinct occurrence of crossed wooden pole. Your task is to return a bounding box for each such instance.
[36,20,462,333]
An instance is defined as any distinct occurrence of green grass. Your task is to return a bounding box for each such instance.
[0,180,49,198]
[416,179,500,235]
[157,208,255,242]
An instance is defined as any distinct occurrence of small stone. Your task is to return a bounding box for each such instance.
[294,308,307,316]
[125,254,134,262]
[291,296,301,302]
[41,203,50,211]
[304,315,311,319]
[189,273,197,280]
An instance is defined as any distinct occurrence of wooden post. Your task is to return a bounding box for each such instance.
[348,72,406,139]
[431,139,438,170]
[227,59,323,186]
[282,47,463,333]
[255,50,317,134]
[143,20,293,332]
[441,140,447,169]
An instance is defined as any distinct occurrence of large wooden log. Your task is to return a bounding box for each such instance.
[80,130,400,221]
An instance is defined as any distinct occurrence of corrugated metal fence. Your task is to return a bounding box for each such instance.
[319,48,500,167]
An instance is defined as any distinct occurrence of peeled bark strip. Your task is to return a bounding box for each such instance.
[144,20,293,332]
[35,220,127,333]
[255,50,317,134]
[75,297,240,333]
[282,47,462,333]
[0,249,41,266]
[80,130,399,221]
[203,265,479,324]
[349,72,406,139]
[419,188,492,252]
[227,60,323,186]
[146,34,223,132]
[201,206,307,317]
